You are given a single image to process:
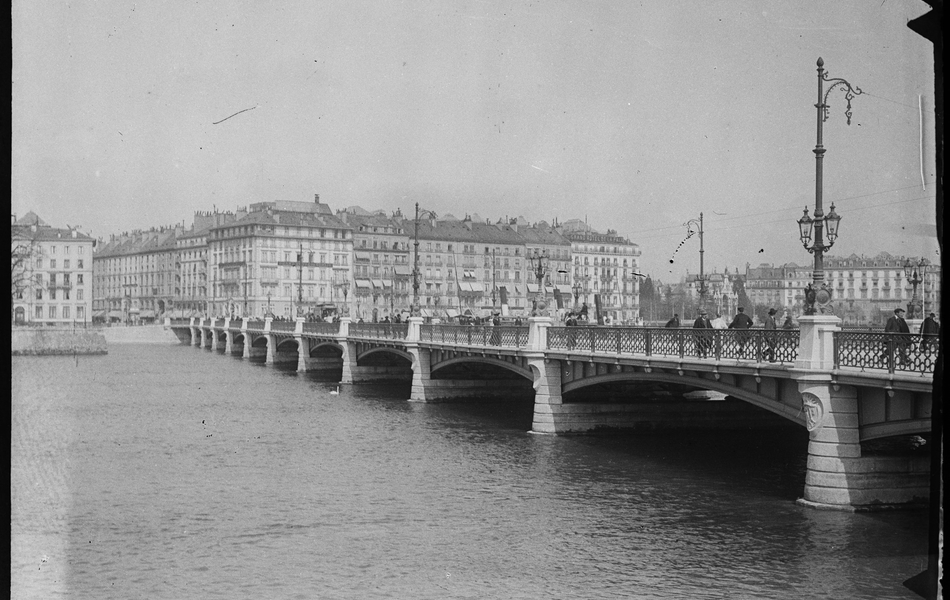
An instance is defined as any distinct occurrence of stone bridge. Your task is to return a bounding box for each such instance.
[169,316,937,512]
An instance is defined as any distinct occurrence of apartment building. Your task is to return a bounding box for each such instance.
[12,212,95,325]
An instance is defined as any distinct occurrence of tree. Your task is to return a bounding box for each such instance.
[10,223,40,320]
[732,275,751,313]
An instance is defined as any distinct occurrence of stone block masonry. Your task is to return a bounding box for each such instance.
[12,328,107,355]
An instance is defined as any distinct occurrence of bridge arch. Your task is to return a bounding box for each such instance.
[357,346,413,363]
[275,337,299,352]
[432,356,533,381]
[309,341,344,357]
[562,371,806,427]
[250,334,268,348]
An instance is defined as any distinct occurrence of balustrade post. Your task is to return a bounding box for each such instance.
[678,329,685,358]
[405,316,422,342]
[616,329,622,354]
[527,316,552,351]
[795,315,840,370]
[714,330,722,360]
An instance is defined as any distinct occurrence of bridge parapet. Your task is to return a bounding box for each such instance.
[421,324,528,348]
[834,331,937,375]
[546,326,800,364]
[270,320,297,333]
[302,321,341,335]
[349,322,409,340]
[245,319,265,333]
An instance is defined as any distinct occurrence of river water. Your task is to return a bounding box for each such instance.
[12,344,931,599]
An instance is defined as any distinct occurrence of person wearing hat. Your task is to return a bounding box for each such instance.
[920,312,939,351]
[885,307,911,366]
[692,308,713,358]
[728,306,754,357]
[763,308,778,362]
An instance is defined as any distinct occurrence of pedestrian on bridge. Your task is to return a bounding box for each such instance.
[665,314,680,328]
[920,312,939,350]
[693,309,713,358]
[710,313,727,330]
[728,307,754,357]
[884,307,911,366]
[763,308,778,363]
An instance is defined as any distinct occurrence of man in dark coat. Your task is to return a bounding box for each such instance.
[884,307,911,365]
[920,312,939,351]
[665,314,680,328]
[693,309,713,358]
[728,307,754,357]
[763,308,778,362]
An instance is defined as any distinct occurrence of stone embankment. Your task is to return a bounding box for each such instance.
[98,324,181,344]
[12,328,108,356]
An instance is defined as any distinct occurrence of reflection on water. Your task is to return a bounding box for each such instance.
[12,344,930,599]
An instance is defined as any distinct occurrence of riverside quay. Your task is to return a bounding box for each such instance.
[170,314,935,513]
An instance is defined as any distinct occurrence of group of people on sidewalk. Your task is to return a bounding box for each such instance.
[663,307,797,362]
[883,307,940,366]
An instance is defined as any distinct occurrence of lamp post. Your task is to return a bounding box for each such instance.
[529,249,549,317]
[572,281,582,310]
[266,290,272,318]
[685,213,707,307]
[411,203,437,317]
[903,258,928,319]
[798,57,860,315]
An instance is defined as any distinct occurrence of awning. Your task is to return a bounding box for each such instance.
[128,307,140,313]
[93,310,107,318]
[445,308,460,317]
[468,282,485,292]
[557,285,573,295]
[371,279,385,289]
[139,309,156,318]
[527,283,539,293]
[355,279,372,288]
[393,266,411,276]
[420,308,433,317]
[107,311,125,319]
[355,251,372,261]
[458,282,471,292]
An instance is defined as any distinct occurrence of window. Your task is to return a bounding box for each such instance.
[48,306,57,319]
[36,289,42,300]
[35,258,42,269]
[77,306,85,320]
[35,306,42,318]
[50,259,56,269]
[63,306,71,319]
[77,289,83,300]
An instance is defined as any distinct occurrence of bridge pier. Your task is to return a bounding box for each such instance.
[224,329,233,354]
[528,357,564,433]
[340,340,358,384]
[190,326,200,346]
[199,327,209,348]
[796,380,929,511]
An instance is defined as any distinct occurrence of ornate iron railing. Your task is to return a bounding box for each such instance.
[213,318,224,328]
[302,321,341,335]
[546,326,800,363]
[227,318,243,330]
[421,325,528,348]
[349,322,409,340]
[269,320,297,332]
[169,318,191,326]
[835,331,937,374]
[245,320,265,332]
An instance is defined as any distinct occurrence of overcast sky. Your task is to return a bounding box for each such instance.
[12,0,938,281]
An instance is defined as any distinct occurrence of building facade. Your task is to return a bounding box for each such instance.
[207,197,354,319]
[12,212,95,325]
[559,220,641,324]
[338,208,412,321]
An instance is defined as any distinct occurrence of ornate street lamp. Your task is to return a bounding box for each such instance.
[799,57,860,315]
[572,281,582,309]
[903,258,928,319]
[411,202,437,317]
[265,290,273,318]
[684,213,706,307]
[529,249,549,317]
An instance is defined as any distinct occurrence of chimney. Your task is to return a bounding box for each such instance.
[314,194,320,204]
[72,229,77,238]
